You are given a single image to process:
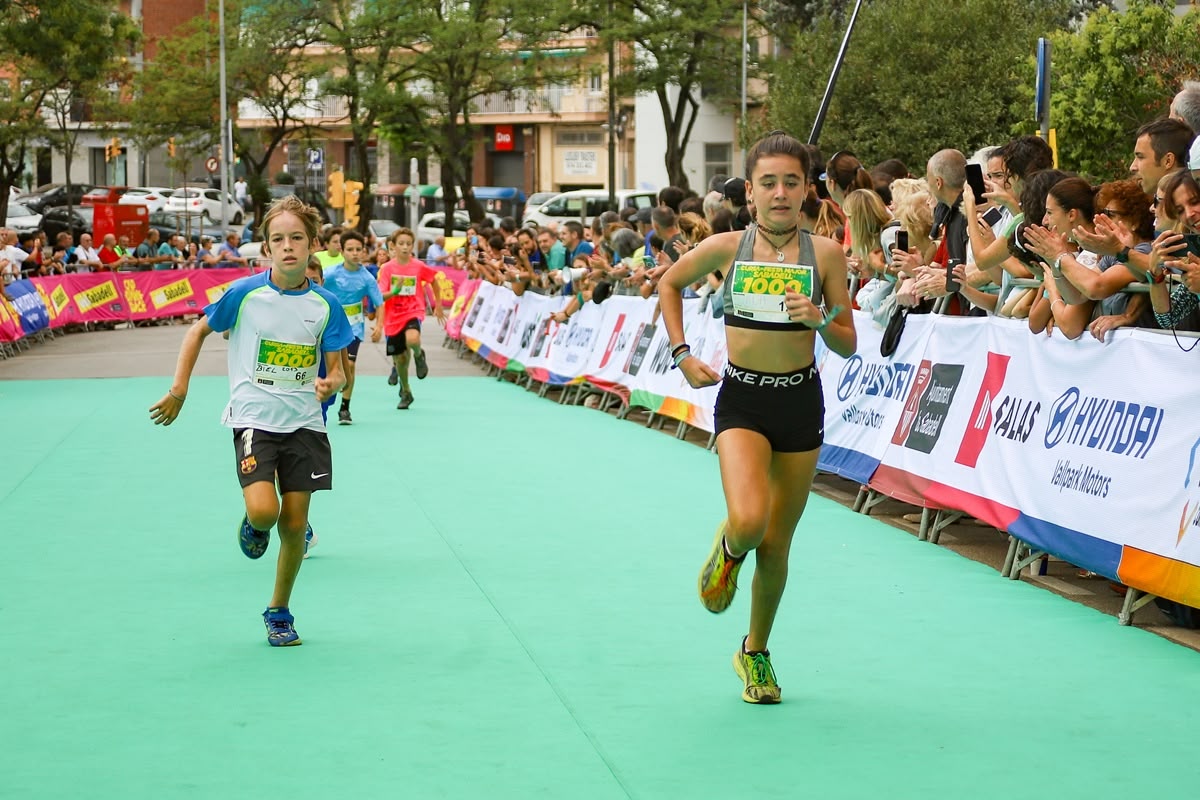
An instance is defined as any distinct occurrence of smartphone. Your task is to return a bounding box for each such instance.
[1183,233,1200,258]
[476,251,486,264]
[469,235,478,246]
[982,206,1003,227]
[965,163,987,204]
[946,257,962,293]
[502,255,516,266]
[894,230,909,255]
[641,254,656,269]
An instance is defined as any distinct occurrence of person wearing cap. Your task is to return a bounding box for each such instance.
[722,177,753,230]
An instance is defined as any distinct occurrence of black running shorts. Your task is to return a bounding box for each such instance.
[233,427,333,493]
[346,338,361,361]
[386,318,422,355]
[714,362,824,452]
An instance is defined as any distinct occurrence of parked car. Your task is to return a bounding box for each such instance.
[21,183,96,214]
[40,205,94,245]
[521,191,557,223]
[368,218,400,243]
[164,186,243,224]
[81,186,131,205]
[415,211,474,246]
[522,189,657,229]
[6,202,43,237]
[119,187,174,213]
[147,211,235,245]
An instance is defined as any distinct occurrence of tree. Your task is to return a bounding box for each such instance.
[1041,1,1200,180]
[768,0,1078,170]
[375,0,570,227]
[127,14,222,186]
[0,0,139,220]
[585,0,756,191]
[128,0,324,224]
[228,1,327,224]
[315,0,422,233]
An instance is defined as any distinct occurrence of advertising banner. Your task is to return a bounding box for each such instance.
[814,313,936,484]
[447,282,1200,609]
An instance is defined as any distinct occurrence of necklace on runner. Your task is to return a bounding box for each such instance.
[760,228,798,262]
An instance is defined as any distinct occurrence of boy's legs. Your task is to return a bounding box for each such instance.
[387,331,413,407]
[269,490,312,608]
[243,481,280,532]
[407,325,428,379]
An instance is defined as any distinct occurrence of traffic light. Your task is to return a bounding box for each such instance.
[167,137,176,158]
[343,180,363,228]
[105,137,120,162]
[327,170,345,209]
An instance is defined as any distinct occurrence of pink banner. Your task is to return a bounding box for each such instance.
[29,269,253,326]
[0,295,23,342]
[444,279,481,341]
[429,266,469,310]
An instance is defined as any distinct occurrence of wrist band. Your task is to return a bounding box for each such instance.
[168,390,185,402]
[671,343,689,358]
[672,347,691,369]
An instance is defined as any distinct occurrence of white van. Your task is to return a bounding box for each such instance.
[522,189,657,228]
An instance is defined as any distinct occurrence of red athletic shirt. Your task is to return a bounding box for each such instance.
[377,258,438,336]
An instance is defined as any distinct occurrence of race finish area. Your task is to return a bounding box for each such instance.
[1,326,1198,799]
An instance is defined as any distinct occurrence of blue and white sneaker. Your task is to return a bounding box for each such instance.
[263,607,301,647]
[238,515,270,559]
[303,524,317,559]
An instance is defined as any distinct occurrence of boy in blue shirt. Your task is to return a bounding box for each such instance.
[320,229,384,424]
[149,196,353,647]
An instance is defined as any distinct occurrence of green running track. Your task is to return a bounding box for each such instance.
[1,376,1197,799]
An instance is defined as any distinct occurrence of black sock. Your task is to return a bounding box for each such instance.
[723,537,746,562]
[340,397,350,410]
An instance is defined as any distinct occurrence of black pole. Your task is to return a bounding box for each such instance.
[808,0,866,146]
[607,0,617,211]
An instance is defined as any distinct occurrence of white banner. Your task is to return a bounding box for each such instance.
[814,313,935,483]
[454,287,1200,607]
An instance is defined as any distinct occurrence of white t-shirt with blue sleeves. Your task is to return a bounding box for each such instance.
[322,263,385,341]
[205,271,353,434]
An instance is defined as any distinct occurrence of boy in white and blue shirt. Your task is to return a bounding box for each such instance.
[150,196,352,647]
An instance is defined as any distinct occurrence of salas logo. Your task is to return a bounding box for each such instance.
[891,360,964,454]
[835,354,916,403]
[954,352,1041,468]
[1043,387,1163,459]
[598,313,627,369]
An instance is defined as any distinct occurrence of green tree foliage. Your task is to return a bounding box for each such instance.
[374,0,568,225]
[0,0,139,218]
[129,0,324,219]
[1042,1,1200,180]
[315,0,422,232]
[600,0,754,191]
[768,0,1076,171]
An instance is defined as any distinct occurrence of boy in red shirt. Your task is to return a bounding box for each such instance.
[372,227,445,409]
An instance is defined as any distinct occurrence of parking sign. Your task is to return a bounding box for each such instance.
[307,148,323,168]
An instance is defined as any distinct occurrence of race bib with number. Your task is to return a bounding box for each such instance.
[729,261,815,324]
[255,338,318,389]
[392,275,418,296]
[342,301,363,327]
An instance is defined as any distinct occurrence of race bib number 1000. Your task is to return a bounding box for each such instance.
[729,261,815,324]
[255,338,318,388]
[392,275,418,296]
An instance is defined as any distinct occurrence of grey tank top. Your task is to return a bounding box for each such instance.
[722,225,824,331]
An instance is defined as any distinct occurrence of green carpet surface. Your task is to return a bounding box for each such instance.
[1,376,1198,799]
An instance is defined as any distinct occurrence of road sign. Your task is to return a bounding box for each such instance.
[205,157,219,174]
[308,148,323,168]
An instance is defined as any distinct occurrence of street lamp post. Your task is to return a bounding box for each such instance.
[218,0,232,229]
